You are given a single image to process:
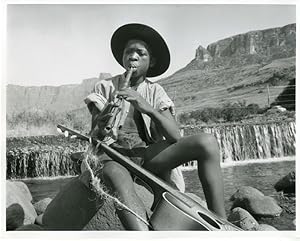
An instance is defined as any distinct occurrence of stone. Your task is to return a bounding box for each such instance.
[42,176,102,230]
[227,207,259,231]
[256,224,278,231]
[33,198,52,215]
[16,224,44,230]
[35,214,44,226]
[84,183,154,230]
[13,181,33,202]
[230,186,264,201]
[6,203,25,230]
[231,186,282,218]
[6,181,37,230]
[274,171,295,193]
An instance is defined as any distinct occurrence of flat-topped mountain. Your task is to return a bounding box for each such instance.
[160,23,295,114]
[7,23,295,130]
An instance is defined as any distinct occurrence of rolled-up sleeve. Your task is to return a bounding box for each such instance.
[154,84,176,116]
[84,79,114,113]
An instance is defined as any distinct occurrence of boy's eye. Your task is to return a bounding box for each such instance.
[124,48,148,56]
[138,50,147,56]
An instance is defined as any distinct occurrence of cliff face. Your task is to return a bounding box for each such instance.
[7,73,112,116]
[161,23,296,113]
[195,24,295,64]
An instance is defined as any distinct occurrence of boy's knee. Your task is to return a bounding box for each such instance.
[193,134,219,156]
[102,161,128,179]
[102,161,133,188]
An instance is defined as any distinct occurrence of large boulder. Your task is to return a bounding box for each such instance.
[84,183,154,230]
[230,186,282,218]
[6,181,37,230]
[42,176,102,230]
[42,175,154,230]
[227,207,259,231]
[33,198,52,215]
[274,171,295,194]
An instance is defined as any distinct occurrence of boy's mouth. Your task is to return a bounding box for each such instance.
[128,64,138,72]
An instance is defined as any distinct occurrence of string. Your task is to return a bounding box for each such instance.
[82,143,152,229]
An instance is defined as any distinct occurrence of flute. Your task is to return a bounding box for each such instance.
[103,67,135,132]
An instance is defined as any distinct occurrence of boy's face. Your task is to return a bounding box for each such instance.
[122,39,155,78]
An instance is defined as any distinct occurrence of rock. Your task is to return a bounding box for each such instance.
[6,181,37,230]
[42,176,102,230]
[227,207,259,231]
[231,186,282,217]
[83,198,124,230]
[267,105,287,114]
[6,203,25,230]
[195,45,212,62]
[230,186,264,201]
[16,224,44,230]
[13,181,33,202]
[274,171,295,193]
[33,198,52,215]
[35,214,44,226]
[256,224,278,231]
[84,183,154,230]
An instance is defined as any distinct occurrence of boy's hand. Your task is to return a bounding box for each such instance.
[117,89,154,114]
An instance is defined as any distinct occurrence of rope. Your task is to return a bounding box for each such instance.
[82,143,152,229]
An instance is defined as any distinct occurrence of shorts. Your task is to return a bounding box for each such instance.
[99,131,147,167]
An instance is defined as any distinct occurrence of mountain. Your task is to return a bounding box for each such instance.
[160,23,295,114]
[7,24,295,118]
[7,73,112,116]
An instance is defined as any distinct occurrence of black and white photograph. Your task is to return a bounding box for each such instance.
[1,1,297,239]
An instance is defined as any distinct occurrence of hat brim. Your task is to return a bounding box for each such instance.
[111,23,170,77]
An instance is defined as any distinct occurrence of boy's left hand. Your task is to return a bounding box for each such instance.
[117,89,154,114]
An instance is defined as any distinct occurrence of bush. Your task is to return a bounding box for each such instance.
[178,100,267,125]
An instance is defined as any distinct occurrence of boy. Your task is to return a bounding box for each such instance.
[84,23,226,230]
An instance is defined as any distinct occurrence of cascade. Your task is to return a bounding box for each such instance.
[6,121,296,178]
[182,121,295,167]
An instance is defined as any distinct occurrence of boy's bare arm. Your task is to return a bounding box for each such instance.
[117,89,181,143]
[148,108,181,143]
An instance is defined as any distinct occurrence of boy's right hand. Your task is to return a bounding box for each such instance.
[90,116,112,140]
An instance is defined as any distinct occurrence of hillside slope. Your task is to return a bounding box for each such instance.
[160,23,295,114]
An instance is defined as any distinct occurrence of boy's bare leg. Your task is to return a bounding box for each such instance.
[143,134,226,218]
[101,160,149,230]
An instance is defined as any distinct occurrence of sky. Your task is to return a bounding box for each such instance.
[6,3,296,86]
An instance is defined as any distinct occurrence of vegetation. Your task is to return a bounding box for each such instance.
[7,110,91,137]
[178,101,267,125]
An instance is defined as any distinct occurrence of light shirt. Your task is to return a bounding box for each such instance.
[84,73,185,192]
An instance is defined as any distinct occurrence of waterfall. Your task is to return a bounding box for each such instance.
[6,121,296,178]
[182,121,295,166]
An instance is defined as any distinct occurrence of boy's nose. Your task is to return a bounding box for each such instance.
[129,52,139,61]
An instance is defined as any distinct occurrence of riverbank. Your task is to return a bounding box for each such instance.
[14,160,295,230]
[180,156,295,171]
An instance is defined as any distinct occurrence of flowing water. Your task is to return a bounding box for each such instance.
[22,159,295,231]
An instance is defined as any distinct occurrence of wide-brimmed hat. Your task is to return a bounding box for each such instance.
[111,23,170,77]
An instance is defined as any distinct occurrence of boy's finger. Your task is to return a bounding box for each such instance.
[125,97,136,102]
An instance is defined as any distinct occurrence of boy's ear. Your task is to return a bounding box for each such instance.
[150,57,156,68]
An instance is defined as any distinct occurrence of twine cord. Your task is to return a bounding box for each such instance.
[82,144,152,228]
